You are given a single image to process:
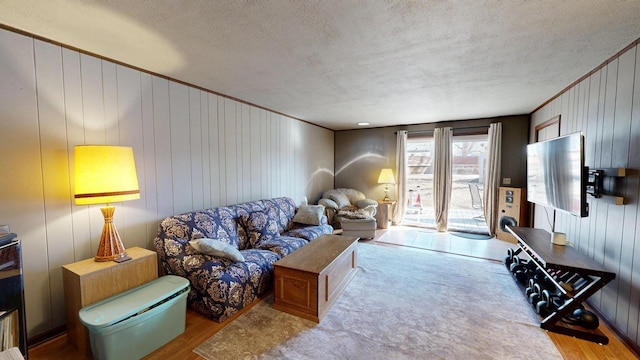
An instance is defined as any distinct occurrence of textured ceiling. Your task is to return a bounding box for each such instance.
[1,1,640,130]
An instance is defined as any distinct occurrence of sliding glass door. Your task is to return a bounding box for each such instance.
[447,134,489,234]
[402,133,489,234]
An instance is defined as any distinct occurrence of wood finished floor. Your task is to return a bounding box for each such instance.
[28,227,638,360]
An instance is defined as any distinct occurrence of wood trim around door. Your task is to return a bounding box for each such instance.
[531,115,561,227]
[534,115,561,141]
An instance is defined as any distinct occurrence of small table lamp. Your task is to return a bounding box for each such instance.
[377,168,396,202]
[74,145,140,262]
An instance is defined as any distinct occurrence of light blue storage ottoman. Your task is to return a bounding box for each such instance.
[79,275,190,360]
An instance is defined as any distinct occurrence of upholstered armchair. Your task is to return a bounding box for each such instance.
[318,188,378,225]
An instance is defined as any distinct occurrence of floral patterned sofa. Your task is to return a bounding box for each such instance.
[153,197,333,322]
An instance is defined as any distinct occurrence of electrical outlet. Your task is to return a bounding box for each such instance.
[503,178,511,185]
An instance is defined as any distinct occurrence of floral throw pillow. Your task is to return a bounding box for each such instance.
[240,210,280,247]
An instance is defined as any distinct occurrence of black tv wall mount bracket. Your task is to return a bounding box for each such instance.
[586,169,604,198]
[585,167,626,205]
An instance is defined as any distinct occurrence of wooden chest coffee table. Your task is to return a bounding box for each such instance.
[273,234,359,322]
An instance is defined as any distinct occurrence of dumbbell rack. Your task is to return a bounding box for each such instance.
[506,226,616,344]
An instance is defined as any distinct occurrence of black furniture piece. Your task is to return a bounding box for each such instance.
[506,226,616,345]
[0,239,27,358]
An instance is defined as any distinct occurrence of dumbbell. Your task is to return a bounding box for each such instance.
[538,277,557,293]
[529,269,554,290]
[575,308,600,330]
[532,268,548,282]
[571,277,589,291]
[525,276,551,295]
[536,290,553,317]
[528,282,543,306]
[533,267,555,290]
[554,270,579,284]
[510,255,527,277]
[504,248,515,270]
[525,259,537,270]
[559,276,589,295]
[563,308,599,330]
[535,289,570,317]
[511,258,535,285]
[525,278,536,297]
[529,279,552,309]
[509,254,521,273]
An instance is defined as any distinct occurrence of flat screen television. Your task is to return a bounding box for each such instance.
[526,132,588,217]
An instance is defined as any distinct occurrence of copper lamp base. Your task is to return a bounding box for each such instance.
[95,206,131,262]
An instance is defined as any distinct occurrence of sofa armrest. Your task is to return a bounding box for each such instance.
[356,199,378,208]
[356,199,378,217]
[153,235,191,277]
[284,224,334,241]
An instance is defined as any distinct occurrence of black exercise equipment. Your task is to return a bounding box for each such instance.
[506,226,615,344]
[562,308,600,330]
[536,290,554,318]
[528,282,542,305]
[525,278,536,297]
[511,257,535,285]
[509,255,521,273]
[504,248,515,270]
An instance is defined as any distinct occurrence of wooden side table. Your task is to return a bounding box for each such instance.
[62,247,158,357]
[375,200,396,229]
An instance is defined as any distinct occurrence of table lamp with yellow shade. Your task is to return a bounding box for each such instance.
[74,145,140,262]
[377,168,396,202]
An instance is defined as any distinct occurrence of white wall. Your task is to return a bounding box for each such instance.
[0,28,334,337]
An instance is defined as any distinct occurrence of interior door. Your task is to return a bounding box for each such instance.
[533,118,560,232]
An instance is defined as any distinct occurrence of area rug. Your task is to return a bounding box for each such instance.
[193,243,562,360]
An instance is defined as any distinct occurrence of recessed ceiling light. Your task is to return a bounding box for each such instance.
[357,122,370,126]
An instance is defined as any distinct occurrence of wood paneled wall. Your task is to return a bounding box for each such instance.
[0,28,334,337]
[531,41,640,348]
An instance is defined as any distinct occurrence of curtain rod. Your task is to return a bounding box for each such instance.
[395,125,491,134]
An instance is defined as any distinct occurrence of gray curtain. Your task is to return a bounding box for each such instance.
[393,130,408,225]
[433,127,452,232]
[483,123,502,236]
